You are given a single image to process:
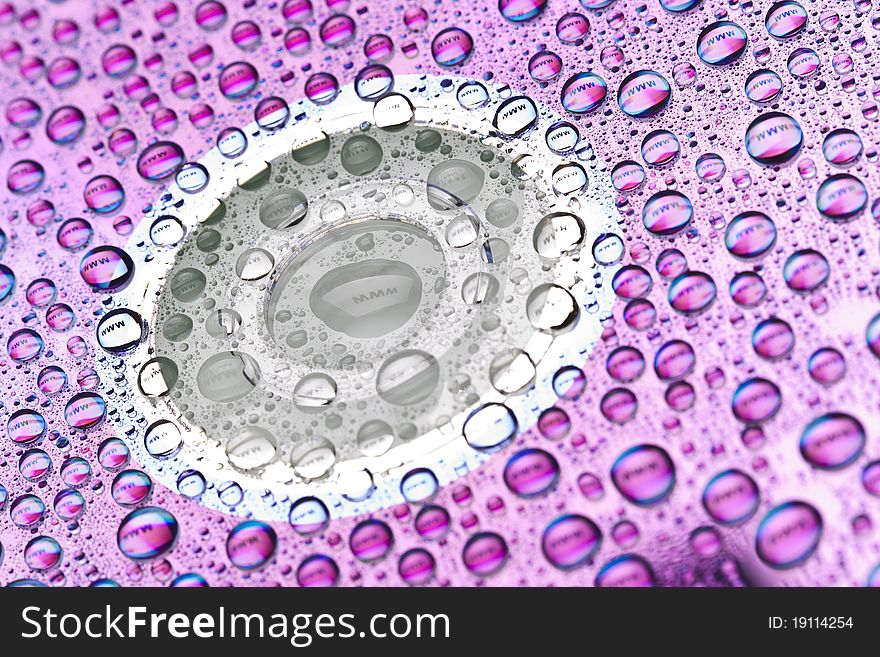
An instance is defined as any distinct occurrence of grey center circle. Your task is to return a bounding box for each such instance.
[267,219,446,352]
[148,117,547,464]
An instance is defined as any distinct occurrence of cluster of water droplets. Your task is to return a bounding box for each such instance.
[0,0,879,587]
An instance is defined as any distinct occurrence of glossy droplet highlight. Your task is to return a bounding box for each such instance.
[117,507,179,560]
[755,501,823,569]
[617,70,671,118]
[611,444,676,506]
[696,21,747,66]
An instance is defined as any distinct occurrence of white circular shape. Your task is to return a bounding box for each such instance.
[100,75,621,521]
